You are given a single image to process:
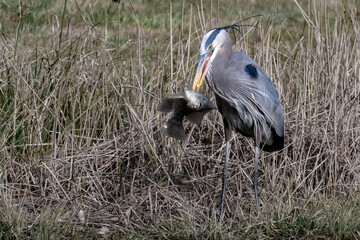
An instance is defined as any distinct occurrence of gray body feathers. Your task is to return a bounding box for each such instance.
[208,51,284,151]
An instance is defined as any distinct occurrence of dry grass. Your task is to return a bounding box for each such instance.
[0,0,359,239]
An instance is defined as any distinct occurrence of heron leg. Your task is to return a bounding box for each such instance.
[254,145,260,211]
[254,126,261,212]
[220,126,231,218]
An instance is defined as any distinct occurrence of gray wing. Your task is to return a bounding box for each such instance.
[211,51,284,138]
[185,111,210,125]
[162,115,187,141]
[158,93,189,141]
[254,65,284,137]
[157,93,186,112]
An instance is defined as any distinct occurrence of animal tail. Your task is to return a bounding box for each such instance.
[162,119,187,142]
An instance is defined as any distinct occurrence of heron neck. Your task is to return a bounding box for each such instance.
[212,45,232,79]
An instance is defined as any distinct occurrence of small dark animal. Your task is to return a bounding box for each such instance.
[157,90,215,141]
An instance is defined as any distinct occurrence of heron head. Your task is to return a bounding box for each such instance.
[192,16,261,91]
[192,28,231,91]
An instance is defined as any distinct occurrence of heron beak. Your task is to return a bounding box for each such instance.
[192,51,213,91]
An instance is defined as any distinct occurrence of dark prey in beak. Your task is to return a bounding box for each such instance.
[157,90,215,141]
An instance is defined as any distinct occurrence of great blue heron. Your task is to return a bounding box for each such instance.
[192,22,284,216]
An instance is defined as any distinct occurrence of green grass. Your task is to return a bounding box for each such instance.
[0,0,359,239]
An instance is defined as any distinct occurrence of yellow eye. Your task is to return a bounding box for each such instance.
[208,44,213,50]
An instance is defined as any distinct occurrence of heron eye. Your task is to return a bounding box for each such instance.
[208,44,213,50]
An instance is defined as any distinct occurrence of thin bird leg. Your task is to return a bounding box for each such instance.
[220,125,231,218]
[254,145,260,211]
[254,126,261,211]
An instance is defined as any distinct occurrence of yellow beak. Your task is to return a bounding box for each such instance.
[192,51,213,91]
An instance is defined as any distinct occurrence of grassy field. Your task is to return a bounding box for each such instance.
[0,0,359,239]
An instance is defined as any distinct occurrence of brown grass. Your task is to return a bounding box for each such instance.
[0,0,359,238]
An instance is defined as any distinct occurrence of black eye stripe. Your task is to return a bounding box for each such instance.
[205,28,221,49]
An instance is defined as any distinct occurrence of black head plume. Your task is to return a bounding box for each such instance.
[221,14,262,41]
